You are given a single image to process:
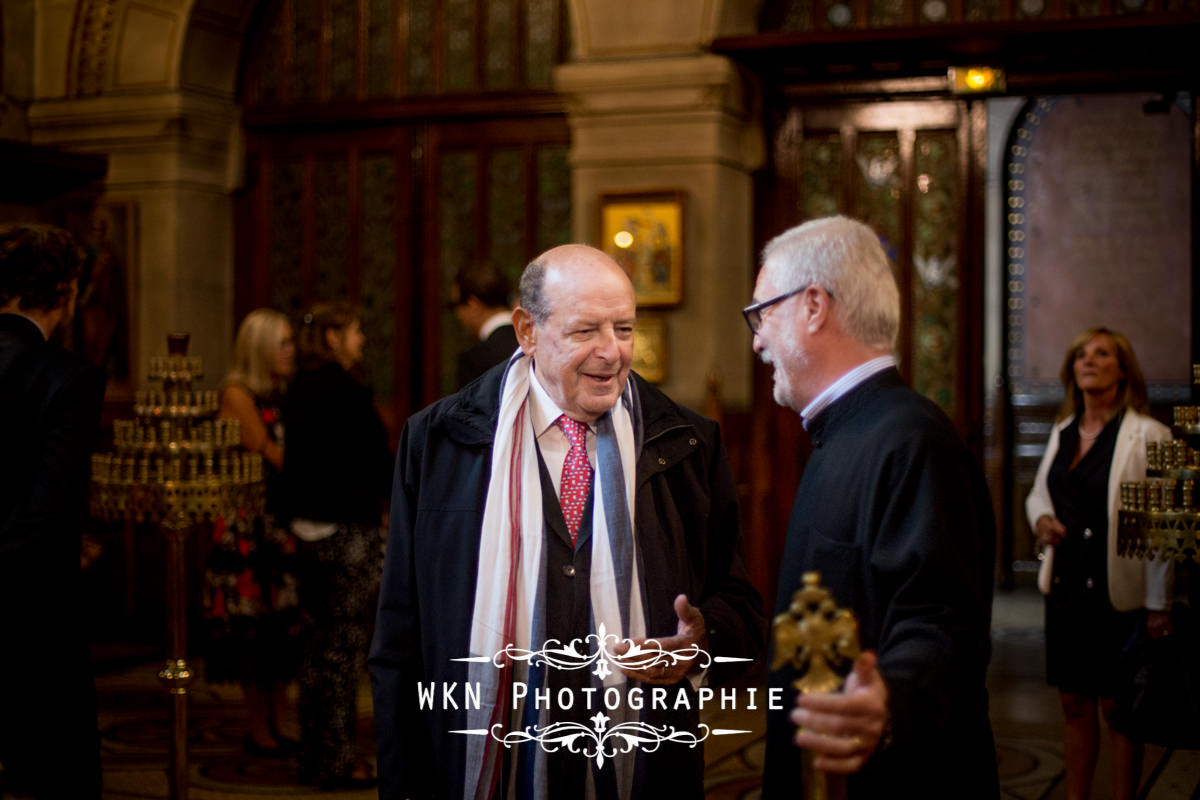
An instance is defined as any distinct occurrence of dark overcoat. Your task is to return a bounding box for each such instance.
[0,312,104,798]
[369,363,765,799]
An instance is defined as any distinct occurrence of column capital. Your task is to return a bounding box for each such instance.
[555,53,763,173]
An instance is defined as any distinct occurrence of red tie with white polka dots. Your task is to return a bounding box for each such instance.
[555,415,592,547]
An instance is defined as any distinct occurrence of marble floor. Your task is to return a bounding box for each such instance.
[74,585,1200,799]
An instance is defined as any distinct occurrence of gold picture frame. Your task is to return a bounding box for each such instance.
[632,316,667,384]
[599,190,685,307]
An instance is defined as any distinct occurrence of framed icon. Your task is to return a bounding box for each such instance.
[632,316,667,384]
[599,190,685,307]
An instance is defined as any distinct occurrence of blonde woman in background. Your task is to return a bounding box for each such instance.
[1026,327,1172,800]
[204,308,302,758]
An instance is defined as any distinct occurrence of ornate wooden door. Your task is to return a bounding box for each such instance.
[232,0,573,430]
[746,97,987,607]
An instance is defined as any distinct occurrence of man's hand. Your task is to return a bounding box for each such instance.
[790,651,889,774]
[614,594,708,685]
[1035,514,1066,548]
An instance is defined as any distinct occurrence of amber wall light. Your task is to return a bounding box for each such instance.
[948,66,1007,94]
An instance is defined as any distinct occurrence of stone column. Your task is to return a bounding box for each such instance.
[557,0,764,410]
[25,0,245,386]
[28,91,240,386]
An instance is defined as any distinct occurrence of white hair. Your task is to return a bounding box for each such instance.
[761,215,900,351]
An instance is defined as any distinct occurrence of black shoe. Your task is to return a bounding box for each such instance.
[244,734,289,759]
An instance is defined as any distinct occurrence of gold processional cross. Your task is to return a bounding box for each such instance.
[771,571,862,800]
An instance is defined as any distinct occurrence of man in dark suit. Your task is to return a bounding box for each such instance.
[370,244,764,799]
[450,262,520,388]
[748,216,998,798]
[0,224,105,799]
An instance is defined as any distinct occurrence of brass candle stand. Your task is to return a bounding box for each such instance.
[772,571,862,800]
[91,333,264,800]
[1118,364,1200,565]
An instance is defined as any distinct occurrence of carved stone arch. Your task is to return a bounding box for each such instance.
[565,0,763,59]
[66,0,192,97]
[178,0,260,98]
[58,0,256,99]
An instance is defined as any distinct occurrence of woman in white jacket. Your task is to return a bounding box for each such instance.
[1026,327,1172,800]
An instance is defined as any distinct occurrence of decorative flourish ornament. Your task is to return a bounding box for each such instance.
[490,718,711,769]
[485,623,712,681]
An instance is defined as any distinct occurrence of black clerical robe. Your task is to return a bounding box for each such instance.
[763,368,999,799]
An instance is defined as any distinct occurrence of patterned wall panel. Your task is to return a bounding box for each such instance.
[269,160,306,316]
[853,132,902,272]
[360,153,399,400]
[445,0,476,91]
[911,130,959,415]
[408,0,435,94]
[488,148,526,275]
[772,103,971,426]
[485,0,517,89]
[439,151,478,395]
[536,145,571,253]
[524,0,559,87]
[799,134,843,219]
[313,157,351,302]
[254,11,285,103]
[780,0,815,30]
[367,0,396,96]
[331,0,358,98]
[964,0,1001,21]
[292,0,320,99]
[870,0,906,27]
[243,0,569,102]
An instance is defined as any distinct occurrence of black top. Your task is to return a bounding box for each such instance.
[1047,413,1122,603]
[281,361,392,525]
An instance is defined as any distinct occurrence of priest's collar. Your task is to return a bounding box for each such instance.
[801,354,897,430]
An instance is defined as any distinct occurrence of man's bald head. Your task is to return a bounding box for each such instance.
[519,244,633,326]
[514,244,637,422]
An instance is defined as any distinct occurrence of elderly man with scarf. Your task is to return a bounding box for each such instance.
[370,244,765,800]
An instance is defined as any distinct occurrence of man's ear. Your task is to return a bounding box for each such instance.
[802,285,831,334]
[512,307,537,355]
[324,327,340,352]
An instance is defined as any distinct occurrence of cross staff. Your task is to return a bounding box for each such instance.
[772,571,862,800]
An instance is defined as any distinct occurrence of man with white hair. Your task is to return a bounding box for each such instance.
[371,244,765,799]
[749,216,999,797]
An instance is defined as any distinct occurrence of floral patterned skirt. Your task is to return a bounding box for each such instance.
[202,512,302,686]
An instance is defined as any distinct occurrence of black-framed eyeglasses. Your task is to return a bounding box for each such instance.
[742,286,828,334]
